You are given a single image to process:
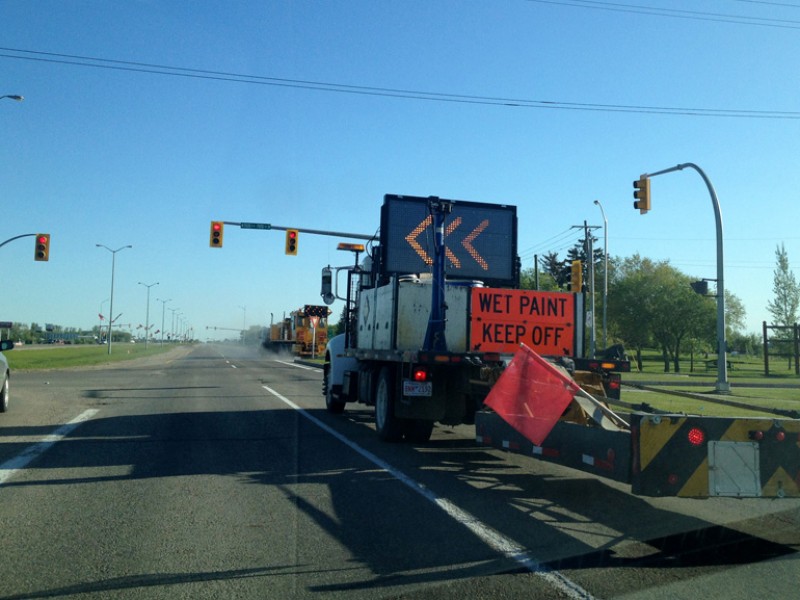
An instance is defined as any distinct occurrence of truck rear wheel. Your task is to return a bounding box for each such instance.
[403,419,434,443]
[375,366,403,442]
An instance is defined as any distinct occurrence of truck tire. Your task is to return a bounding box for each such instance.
[325,386,345,414]
[0,374,8,413]
[403,419,434,443]
[323,361,345,414]
[375,366,403,442]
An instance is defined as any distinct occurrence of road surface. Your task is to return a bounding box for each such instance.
[1,344,798,598]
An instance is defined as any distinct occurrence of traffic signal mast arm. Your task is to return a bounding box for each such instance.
[633,162,728,394]
[224,221,373,241]
[0,233,46,249]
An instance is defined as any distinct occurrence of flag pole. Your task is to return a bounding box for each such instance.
[573,387,630,430]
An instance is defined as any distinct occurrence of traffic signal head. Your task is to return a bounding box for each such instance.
[570,260,583,292]
[210,221,224,248]
[285,229,299,255]
[34,233,50,261]
[633,176,651,214]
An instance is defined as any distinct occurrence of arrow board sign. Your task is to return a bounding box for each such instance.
[380,194,517,286]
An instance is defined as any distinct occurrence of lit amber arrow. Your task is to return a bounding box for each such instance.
[405,215,433,265]
[445,217,462,267]
[462,219,490,270]
[406,216,472,269]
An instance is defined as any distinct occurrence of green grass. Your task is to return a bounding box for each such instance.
[4,343,180,370]
[615,352,800,418]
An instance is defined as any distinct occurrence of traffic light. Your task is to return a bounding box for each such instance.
[209,221,224,248]
[570,260,583,292]
[34,233,50,261]
[633,176,651,214]
[285,229,299,255]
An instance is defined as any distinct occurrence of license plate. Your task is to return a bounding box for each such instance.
[403,380,432,397]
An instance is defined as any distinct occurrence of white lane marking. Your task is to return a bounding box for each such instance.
[275,360,317,371]
[262,385,595,600]
[0,409,100,486]
[231,365,238,369]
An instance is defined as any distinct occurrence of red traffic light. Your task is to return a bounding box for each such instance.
[285,229,299,255]
[34,233,50,261]
[209,221,224,248]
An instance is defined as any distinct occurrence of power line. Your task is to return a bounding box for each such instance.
[3,47,800,119]
[526,0,800,28]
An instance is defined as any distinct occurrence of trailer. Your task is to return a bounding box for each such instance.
[321,193,800,498]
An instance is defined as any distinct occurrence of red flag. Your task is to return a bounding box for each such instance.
[484,344,579,446]
[98,314,105,321]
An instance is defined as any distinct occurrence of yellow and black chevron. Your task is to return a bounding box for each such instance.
[631,413,800,498]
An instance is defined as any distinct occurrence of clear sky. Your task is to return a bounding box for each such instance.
[2,1,799,341]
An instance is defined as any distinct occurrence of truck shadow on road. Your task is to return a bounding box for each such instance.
[1,405,797,597]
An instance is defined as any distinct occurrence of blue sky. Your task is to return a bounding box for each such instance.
[2,1,799,341]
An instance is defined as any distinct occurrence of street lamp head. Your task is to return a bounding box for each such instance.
[593,199,599,206]
[1,95,24,102]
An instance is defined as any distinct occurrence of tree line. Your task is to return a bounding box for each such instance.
[522,239,799,373]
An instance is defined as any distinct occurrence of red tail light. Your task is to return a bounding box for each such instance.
[413,368,428,382]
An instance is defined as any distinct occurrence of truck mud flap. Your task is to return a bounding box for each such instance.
[475,410,632,485]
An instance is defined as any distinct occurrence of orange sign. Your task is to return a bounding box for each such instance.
[470,288,575,356]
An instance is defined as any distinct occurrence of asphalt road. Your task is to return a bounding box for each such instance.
[1,344,798,599]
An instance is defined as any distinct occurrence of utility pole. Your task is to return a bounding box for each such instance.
[571,221,601,357]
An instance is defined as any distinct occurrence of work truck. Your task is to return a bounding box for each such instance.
[261,305,330,358]
[322,194,800,498]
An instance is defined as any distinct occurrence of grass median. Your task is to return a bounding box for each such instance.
[3,343,180,370]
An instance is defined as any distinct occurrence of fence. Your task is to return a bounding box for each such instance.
[762,321,799,376]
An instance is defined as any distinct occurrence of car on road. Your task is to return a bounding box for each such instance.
[0,340,14,412]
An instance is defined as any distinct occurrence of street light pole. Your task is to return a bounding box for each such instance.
[157,298,171,346]
[96,244,132,355]
[138,281,159,350]
[640,163,728,393]
[593,200,608,352]
[168,307,180,342]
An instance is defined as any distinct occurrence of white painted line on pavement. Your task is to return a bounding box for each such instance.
[262,385,595,600]
[0,409,100,486]
[275,360,317,371]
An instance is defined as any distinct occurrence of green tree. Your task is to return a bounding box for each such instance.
[607,255,656,370]
[766,243,799,329]
[608,255,716,372]
[725,290,747,336]
[519,266,559,291]
[538,251,569,289]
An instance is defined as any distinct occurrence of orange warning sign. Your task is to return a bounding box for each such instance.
[469,288,575,356]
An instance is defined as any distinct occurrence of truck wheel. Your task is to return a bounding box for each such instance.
[325,386,346,414]
[375,367,403,442]
[0,374,8,412]
[323,361,346,414]
[404,419,434,443]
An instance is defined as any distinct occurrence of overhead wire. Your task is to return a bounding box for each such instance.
[525,0,800,28]
[3,47,800,119]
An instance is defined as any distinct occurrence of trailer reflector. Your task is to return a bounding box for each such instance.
[687,427,706,446]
